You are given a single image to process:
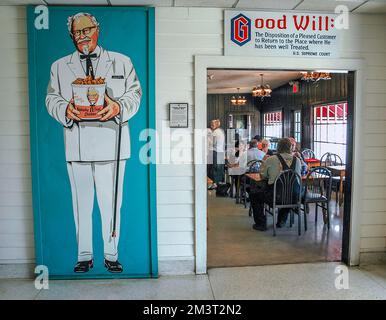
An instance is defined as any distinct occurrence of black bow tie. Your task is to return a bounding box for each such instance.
[80,53,98,60]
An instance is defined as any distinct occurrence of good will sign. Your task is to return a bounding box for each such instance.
[225,11,341,58]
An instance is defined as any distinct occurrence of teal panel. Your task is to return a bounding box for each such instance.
[27,6,157,279]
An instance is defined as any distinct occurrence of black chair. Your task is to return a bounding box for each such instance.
[264,170,303,236]
[301,148,315,160]
[320,152,343,167]
[302,167,332,229]
[239,160,263,213]
[241,160,263,209]
[247,159,263,173]
[320,152,344,204]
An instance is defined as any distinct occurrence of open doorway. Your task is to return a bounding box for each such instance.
[206,69,354,268]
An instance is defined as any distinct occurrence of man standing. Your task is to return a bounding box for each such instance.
[46,12,141,273]
[207,119,225,189]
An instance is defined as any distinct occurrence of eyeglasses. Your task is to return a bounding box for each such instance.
[72,26,97,38]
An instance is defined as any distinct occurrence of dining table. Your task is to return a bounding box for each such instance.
[227,164,247,204]
[304,158,321,169]
[327,165,346,206]
[245,172,330,183]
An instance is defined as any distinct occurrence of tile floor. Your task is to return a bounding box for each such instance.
[1,262,386,300]
[208,190,343,268]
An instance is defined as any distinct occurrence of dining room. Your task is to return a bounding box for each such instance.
[206,69,353,268]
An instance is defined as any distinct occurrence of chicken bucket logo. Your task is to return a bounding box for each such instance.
[231,13,251,46]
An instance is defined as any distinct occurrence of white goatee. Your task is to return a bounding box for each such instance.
[82,45,89,55]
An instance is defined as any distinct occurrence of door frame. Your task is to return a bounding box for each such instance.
[194,55,364,274]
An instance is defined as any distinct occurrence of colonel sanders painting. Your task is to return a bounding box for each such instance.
[46,12,142,273]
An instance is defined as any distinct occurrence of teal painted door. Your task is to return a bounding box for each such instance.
[27,6,157,278]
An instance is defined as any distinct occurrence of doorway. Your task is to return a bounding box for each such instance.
[206,69,353,268]
[194,55,364,274]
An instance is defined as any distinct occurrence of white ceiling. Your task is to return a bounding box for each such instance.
[1,0,386,13]
[207,69,303,94]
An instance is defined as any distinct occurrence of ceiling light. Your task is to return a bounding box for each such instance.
[230,88,247,106]
[301,71,332,82]
[252,74,272,100]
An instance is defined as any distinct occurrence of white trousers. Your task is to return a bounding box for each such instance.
[67,161,126,262]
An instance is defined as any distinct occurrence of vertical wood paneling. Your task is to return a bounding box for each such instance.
[207,93,260,137]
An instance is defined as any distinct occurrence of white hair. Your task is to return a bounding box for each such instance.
[67,12,99,34]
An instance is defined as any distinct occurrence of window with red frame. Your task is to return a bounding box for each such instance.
[263,111,283,149]
[313,102,347,163]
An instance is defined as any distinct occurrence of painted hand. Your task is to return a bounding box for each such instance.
[97,93,121,121]
[66,99,81,121]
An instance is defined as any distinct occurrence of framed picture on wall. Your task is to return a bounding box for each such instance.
[169,103,189,128]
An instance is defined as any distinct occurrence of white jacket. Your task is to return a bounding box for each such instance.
[46,47,141,162]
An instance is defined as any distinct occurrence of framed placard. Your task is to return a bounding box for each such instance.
[169,103,189,128]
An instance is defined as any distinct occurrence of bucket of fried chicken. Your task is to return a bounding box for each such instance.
[72,76,106,120]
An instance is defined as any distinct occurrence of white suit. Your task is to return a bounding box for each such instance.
[46,46,141,262]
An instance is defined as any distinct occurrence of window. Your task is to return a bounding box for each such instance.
[293,110,301,144]
[263,111,283,149]
[313,102,347,163]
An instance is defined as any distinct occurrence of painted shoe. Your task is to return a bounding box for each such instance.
[74,260,93,273]
[104,259,123,273]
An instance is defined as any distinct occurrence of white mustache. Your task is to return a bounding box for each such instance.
[77,37,91,44]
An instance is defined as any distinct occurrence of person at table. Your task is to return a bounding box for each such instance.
[289,137,308,175]
[227,141,248,175]
[247,139,265,162]
[253,134,263,150]
[207,119,225,189]
[227,141,247,196]
[250,138,302,231]
[261,139,272,160]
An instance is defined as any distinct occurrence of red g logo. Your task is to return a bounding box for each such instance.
[231,13,251,46]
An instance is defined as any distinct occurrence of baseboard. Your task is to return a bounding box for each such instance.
[0,263,35,279]
[158,259,195,275]
[0,259,196,279]
[359,252,386,266]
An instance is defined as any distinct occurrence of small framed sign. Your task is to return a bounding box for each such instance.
[169,103,189,128]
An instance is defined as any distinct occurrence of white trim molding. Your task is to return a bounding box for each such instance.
[194,55,365,274]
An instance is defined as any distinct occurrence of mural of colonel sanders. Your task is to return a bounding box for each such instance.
[45,12,142,273]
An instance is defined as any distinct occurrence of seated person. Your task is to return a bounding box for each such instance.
[227,142,248,197]
[247,139,266,163]
[249,138,302,231]
[261,139,272,160]
[289,137,308,175]
[227,141,248,176]
[253,135,263,150]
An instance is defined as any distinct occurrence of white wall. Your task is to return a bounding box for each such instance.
[0,6,34,264]
[0,5,385,272]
